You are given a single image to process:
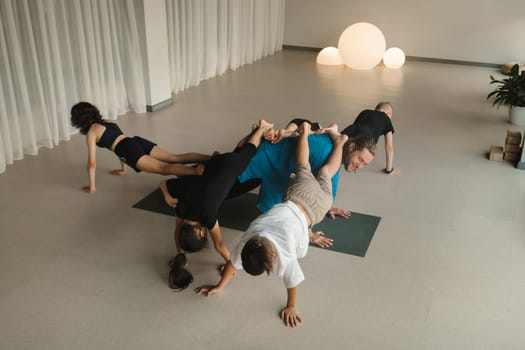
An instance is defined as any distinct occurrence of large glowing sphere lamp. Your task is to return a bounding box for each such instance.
[316,47,343,66]
[383,47,406,68]
[337,22,386,70]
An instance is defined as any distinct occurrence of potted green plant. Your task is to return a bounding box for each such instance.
[487,64,525,126]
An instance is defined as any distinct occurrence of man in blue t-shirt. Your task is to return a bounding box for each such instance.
[236,132,376,218]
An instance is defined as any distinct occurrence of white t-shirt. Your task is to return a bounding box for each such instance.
[231,201,309,288]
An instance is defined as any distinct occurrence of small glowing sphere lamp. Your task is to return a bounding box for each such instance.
[316,47,343,65]
[383,47,406,68]
[337,22,386,70]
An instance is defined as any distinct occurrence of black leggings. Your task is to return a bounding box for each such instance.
[226,178,262,199]
[203,143,257,179]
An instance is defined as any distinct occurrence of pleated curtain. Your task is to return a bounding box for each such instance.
[166,0,284,94]
[0,0,284,174]
[0,0,147,174]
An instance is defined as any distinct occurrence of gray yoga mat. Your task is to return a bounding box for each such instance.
[133,190,379,257]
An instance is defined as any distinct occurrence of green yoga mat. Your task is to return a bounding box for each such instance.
[311,213,380,257]
[133,190,380,257]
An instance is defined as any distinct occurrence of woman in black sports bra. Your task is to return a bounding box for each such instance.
[70,102,210,194]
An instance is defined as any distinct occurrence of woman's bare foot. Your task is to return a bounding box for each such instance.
[321,123,339,134]
[195,163,206,176]
[298,121,311,135]
[258,119,274,135]
[333,133,348,147]
[271,128,299,143]
[264,128,277,142]
[160,180,178,208]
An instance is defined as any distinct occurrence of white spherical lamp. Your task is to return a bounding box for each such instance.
[316,47,343,66]
[337,22,386,70]
[383,47,406,69]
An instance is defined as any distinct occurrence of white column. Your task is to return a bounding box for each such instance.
[518,135,525,170]
[143,0,172,111]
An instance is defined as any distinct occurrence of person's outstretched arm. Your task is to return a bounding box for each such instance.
[327,207,351,219]
[308,228,333,247]
[280,287,302,327]
[83,130,97,193]
[209,221,230,263]
[109,160,128,176]
[195,260,237,296]
[174,216,184,254]
[383,132,399,174]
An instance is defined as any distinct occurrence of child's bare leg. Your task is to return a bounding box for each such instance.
[319,133,348,178]
[296,122,311,170]
[319,123,344,176]
[160,180,178,208]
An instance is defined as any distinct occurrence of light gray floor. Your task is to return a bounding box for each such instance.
[1,49,525,350]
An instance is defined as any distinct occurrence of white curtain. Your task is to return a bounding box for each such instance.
[0,0,147,174]
[166,0,285,94]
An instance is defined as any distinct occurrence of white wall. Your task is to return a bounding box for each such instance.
[143,0,172,106]
[284,0,525,64]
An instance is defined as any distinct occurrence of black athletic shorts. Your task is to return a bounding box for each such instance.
[289,118,321,131]
[114,136,156,172]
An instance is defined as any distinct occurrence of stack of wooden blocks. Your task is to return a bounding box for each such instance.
[504,130,522,162]
[489,130,523,164]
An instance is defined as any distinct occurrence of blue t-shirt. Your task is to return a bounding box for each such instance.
[238,134,340,212]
